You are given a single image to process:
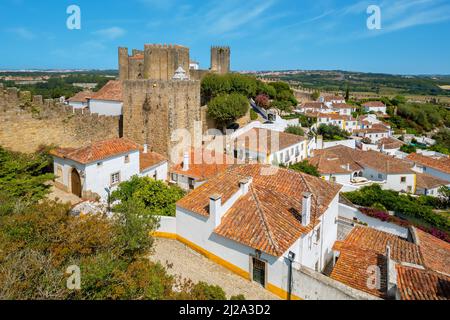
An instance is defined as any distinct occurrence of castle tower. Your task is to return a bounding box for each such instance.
[210,46,231,74]
[143,44,190,81]
[118,47,129,80]
[122,79,201,157]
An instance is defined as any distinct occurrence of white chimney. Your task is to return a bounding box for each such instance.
[302,192,312,227]
[182,152,190,171]
[239,177,252,195]
[143,144,148,154]
[347,163,351,171]
[209,194,222,227]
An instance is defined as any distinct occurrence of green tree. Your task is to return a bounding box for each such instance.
[111,176,185,217]
[317,124,349,141]
[285,125,304,136]
[207,93,249,128]
[288,161,320,177]
[311,91,320,101]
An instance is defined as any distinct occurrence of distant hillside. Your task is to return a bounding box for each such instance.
[252,70,450,97]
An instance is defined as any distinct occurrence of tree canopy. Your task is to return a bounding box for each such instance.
[207,93,249,128]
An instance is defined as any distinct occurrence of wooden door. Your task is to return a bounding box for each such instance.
[71,169,82,198]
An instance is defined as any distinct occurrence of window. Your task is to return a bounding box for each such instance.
[110,172,121,186]
[330,176,337,182]
[97,162,103,167]
[171,173,178,182]
[315,226,321,243]
[124,155,130,164]
[56,166,63,182]
[401,176,407,183]
[378,173,383,179]
[188,178,195,190]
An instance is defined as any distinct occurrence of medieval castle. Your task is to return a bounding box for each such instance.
[0,44,232,156]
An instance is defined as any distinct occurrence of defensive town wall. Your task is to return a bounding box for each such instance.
[0,84,121,153]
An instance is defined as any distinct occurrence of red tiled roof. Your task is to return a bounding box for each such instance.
[324,95,345,102]
[91,80,123,102]
[406,153,450,174]
[140,151,167,172]
[377,137,404,150]
[415,173,449,190]
[363,101,386,108]
[50,138,140,164]
[396,266,450,300]
[302,102,327,109]
[331,242,388,298]
[331,103,353,109]
[341,226,423,265]
[414,228,450,275]
[177,164,342,257]
[68,91,92,103]
[130,54,144,60]
[318,113,355,121]
[170,148,235,181]
[235,128,305,155]
[311,145,413,175]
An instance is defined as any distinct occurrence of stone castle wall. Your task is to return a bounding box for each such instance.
[211,46,231,74]
[0,84,121,153]
[123,79,201,157]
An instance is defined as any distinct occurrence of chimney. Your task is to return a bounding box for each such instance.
[209,194,222,227]
[239,177,252,195]
[347,163,351,171]
[302,192,312,227]
[143,144,148,154]
[182,152,190,171]
[386,243,399,299]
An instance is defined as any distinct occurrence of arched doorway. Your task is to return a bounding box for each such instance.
[71,169,82,198]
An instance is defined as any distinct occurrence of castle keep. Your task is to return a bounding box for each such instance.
[120,44,231,157]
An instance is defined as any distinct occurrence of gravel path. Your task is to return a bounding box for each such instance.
[149,238,280,300]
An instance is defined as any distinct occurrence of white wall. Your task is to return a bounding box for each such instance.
[156,216,177,234]
[422,166,450,182]
[89,99,123,116]
[83,150,140,200]
[141,162,168,181]
[68,101,87,109]
[323,139,356,150]
[338,203,409,238]
[363,167,415,193]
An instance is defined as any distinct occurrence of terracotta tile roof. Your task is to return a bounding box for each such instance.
[318,113,356,121]
[377,137,405,150]
[331,242,388,298]
[415,173,449,190]
[342,226,423,265]
[396,266,450,300]
[331,103,353,109]
[50,138,140,164]
[311,145,413,175]
[302,102,327,109]
[406,153,450,174]
[68,91,92,103]
[324,95,345,102]
[177,164,342,256]
[90,80,123,102]
[170,148,234,181]
[413,228,450,275]
[140,151,167,172]
[354,126,389,134]
[308,151,359,174]
[235,128,305,155]
[332,226,450,299]
[363,101,386,108]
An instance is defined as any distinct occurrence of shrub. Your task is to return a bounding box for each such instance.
[207,93,249,128]
[191,282,227,300]
[285,125,304,136]
[250,109,258,121]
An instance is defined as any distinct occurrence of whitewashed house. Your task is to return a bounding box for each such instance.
[309,146,417,193]
[66,91,91,109]
[362,101,387,115]
[169,148,234,191]
[407,152,450,182]
[317,113,359,133]
[174,164,342,299]
[89,80,123,116]
[323,95,346,108]
[297,102,331,114]
[50,138,168,201]
[331,103,355,116]
[233,128,307,165]
[415,173,450,197]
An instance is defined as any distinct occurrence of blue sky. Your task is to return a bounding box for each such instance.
[1,0,450,74]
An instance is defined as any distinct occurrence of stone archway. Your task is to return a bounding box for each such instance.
[71,168,82,198]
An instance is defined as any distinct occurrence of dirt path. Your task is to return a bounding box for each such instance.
[149,238,280,300]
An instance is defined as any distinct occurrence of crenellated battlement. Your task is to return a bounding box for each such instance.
[0,86,121,153]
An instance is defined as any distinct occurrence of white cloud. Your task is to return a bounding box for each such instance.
[6,27,35,40]
[93,27,126,40]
